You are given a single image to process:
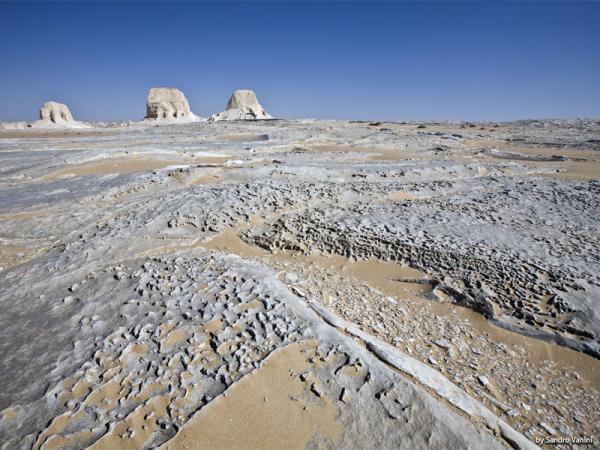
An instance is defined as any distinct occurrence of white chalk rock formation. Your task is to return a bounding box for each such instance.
[39,102,74,123]
[145,87,196,120]
[210,90,272,121]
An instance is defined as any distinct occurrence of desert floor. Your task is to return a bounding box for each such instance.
[0,119,599,449]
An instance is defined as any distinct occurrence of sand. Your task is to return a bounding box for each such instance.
[41,155,231,181]
[0,208,62,221]
[41,158,187,180]
[0,244,48,271]
[304,145,417,161]
[217,134,270,142]
[160,341,342,450]
[386,191,417,201]
[0,129,120,139]
[461,139,600,181]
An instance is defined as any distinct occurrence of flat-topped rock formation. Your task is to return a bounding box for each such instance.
[210,89,272,121]
[39,101,74,124]
[145,87,196,121]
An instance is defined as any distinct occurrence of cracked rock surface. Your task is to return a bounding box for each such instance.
[1,118,599,449]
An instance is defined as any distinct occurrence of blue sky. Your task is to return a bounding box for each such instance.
[1,1,599,122]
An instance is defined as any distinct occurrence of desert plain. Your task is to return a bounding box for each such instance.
[0,115,599,449]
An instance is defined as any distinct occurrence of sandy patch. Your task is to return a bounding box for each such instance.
[461,139,600,181]
[34,411,86,450]
[537,160,600,181]
[305,145,415,161]
[89,395,171,450]
[40,430,95,450]
[338,258,433,296]
[202,318,223,334]
[134,241,196,258]
[386,191,417,201]
[0,129,120,139]
[237,298,264,312]
[189,173,222,185]
[85,380,122,410]
[0,244,48,271]
[161,327,189,352]
[41,158,186,180]
[0,407,18,421]
[0,208,62,222]
[41,155,231,181]
[217,134,269,142]
[160,341,342,450]
[195,228,270,258]
[168,168,224,186]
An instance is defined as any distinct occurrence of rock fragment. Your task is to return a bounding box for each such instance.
[539,421,556,435]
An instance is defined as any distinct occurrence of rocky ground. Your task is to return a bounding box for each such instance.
[0,118,599,449]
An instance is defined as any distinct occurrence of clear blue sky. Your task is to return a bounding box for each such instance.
[1,1,599,122]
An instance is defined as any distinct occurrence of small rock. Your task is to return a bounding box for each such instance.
[539,421,556,436]
[291,286,306,297]
[285,272,299,283]
[310,383,322,398]
[507,408,520,417]
[434,339,451,349]
[477,375,489,386]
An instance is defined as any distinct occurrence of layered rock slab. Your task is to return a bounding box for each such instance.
[0,251,509,450]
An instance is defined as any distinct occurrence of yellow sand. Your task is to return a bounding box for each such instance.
[387,191,417,201]
[305,145,417,161]
[160,341,342,450]
[0,208,61,221]
[41,155,231,181]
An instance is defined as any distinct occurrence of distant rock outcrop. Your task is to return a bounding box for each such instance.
[0,101,88,129]
[39,101,74,123]
[210,90,272,121]
[145,87,195,120]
